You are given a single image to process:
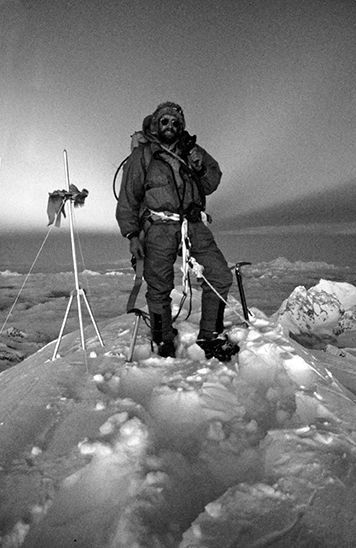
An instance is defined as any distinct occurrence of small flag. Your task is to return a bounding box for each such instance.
[47,185,89,227]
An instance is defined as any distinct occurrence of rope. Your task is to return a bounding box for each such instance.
[188,257,249,326]
[177,224,243,325]
[0,223,55,335]
[188,258,332,383]
[171,219,192,323]
[181,219,190,294]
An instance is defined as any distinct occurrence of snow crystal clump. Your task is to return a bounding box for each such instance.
[314,279,356,310]
[0,270,22,277]
[273,280,356,338]
[81,269,101,276]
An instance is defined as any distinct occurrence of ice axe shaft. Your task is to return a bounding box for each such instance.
[127,310,142,362]
[126,258,144,363]
[234,262,251,322]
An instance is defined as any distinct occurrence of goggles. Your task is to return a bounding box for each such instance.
[159,117,181,129]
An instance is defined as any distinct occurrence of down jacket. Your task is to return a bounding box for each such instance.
[116,141,222,238]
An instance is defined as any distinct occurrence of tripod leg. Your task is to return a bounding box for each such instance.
[81,290,104,346]
[76,289,86,351]
[52,293,74,360]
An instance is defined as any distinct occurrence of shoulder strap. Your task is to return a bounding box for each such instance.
[142,144,152,173]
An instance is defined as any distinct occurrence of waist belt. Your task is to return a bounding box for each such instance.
[149,210,181,222]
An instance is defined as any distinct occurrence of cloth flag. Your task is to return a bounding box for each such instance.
[47,184,88,227]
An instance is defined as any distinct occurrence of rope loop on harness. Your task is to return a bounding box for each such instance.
[188,256,204,278]
[181,219,190,294]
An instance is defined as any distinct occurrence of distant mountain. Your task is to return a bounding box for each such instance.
[215,178,356,230]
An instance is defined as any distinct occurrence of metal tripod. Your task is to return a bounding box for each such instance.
[52,150,104,360]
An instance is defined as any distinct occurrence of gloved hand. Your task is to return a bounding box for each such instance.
[188,147,203,170]
[129,236,144,260]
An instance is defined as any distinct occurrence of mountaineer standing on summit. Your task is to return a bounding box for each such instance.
[116,101,236,360]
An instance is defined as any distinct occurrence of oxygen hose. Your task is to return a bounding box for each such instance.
[113,156,129,200]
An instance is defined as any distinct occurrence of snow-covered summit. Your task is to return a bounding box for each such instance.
[0,279,354,547]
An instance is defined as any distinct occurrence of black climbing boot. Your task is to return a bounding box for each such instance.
[157,340,176,358]
[149,309,177,358]
[215,301,226,335]
[197,335,239,362]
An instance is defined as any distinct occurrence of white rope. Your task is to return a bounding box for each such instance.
[179,226,248,325]
[188,257,249,325]
[0,224,55,335]
[181,219,190,294]
[149,209,180,222]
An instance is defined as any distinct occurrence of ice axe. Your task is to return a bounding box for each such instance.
[234,262,251,322]
[126,257,145,363]
[127,308,143,362]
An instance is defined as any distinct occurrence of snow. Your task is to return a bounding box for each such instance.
[2,264,356,546]
[274,279,356,340]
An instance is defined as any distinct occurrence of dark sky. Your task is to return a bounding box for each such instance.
[1,0,356,231]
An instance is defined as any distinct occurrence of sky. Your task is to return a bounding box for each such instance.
[1,0,356,233]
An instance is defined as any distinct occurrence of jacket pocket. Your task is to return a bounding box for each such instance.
[144,175,179,211]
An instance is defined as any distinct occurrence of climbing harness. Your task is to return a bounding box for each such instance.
[148,210,180,222]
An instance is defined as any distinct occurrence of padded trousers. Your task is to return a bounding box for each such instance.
[143,220,233,342]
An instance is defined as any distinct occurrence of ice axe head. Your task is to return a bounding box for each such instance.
[235,261,252,272]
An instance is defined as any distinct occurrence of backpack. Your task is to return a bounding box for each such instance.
[112,130,152,201]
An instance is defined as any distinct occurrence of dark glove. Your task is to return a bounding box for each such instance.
[129,236,144,260]
[188,147,204,170]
